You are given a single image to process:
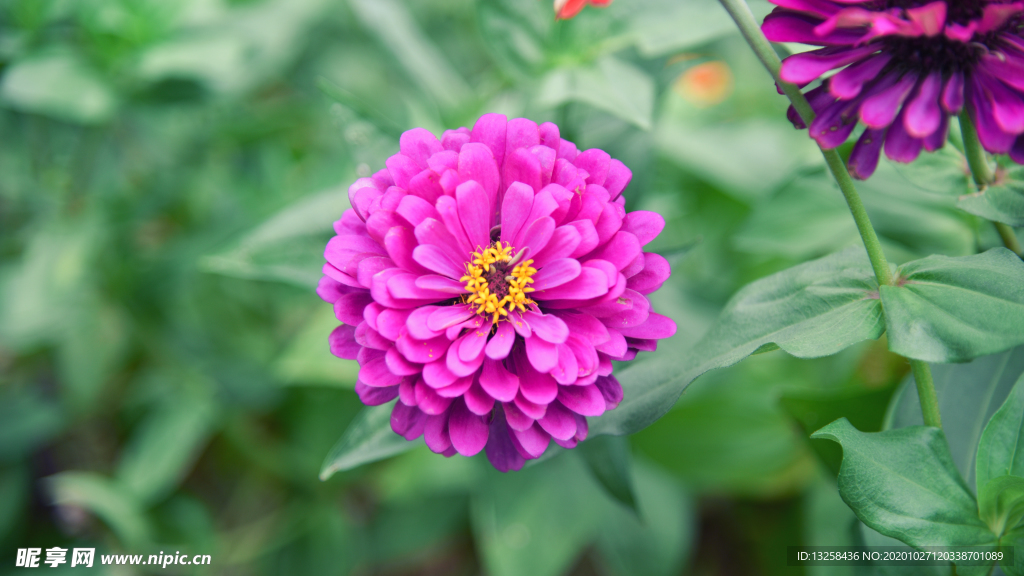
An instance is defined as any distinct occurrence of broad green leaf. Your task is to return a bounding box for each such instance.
[976,371,1024,491]
[1003,525,1024,576]
[46,471,152,548]
[887,345,1024,489]
[958,166,1024,227]
[595,461,694,576]
[880,248,1024,363]
[578,435,638,514]
[978,476,1024,536]
[592,247,883,436]
[320,401,420,479]
[0,52,117,123]
[201,186,349,287]
[349,0,470,109]
[813,419,997,576]
[116,395,217,505]
[274,306,359,387]
[805,476,857,576]
[537,56,654,130]
[471,454,605,576]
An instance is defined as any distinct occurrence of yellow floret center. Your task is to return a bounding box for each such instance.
[460,241,536,324]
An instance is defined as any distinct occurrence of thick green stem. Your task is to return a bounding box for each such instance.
[958,112,993,188]
[718,0,942,428]
[911,360,942,428]
[995,222,1023,256]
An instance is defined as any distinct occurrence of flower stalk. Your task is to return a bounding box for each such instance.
[958,113,1024,257]
[716,0,945,428]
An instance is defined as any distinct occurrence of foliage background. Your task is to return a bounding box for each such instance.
[2,0,1022,574]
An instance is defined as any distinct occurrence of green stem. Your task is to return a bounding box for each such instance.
[716,0,893,287]
[958,112,993,188]
[995,222,1023,256]
[911,360,942,428]
[718,0,942,429]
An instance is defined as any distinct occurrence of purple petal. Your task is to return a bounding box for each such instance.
[780,45,879,85]
[532,268,609,301]
[499,181,535,246]
[514,391,547,420]
[470,113,508,172]
[531,258,582,291]
[395,334,450,364]
[595,375,624,410]
[456,180,493,250]
[532,225,582,268]
[457,326,489,362]
[884,110,924,163]
[485,407,526,472]
[621,211,665,247]
[355,381,398,406]
[359,355,403,387]
[416,380,454,415]
[538,401,577,441]
[458,143,500,208]
[627,252,670,294]
[484,321,516,360]
[449,398,489,456]
[525,336,559,373]
[523,311,569,344]
[903,72,943,138]
[390,402,427,440]
[860,73,917,129]
[428,305,476,332]
[397,195,440,226]
[436,195,475,257]
[446,337,485,376]
[408,170,444,204]
[511,423,550,459]
[412,245,465,279]
[604,159,632,199]
[436,375,474,398]
[504,148,542,193]
[399,128,443,168]
[385,154,420,190]
[942,71,965,113]
[334,292,374,325]
[329,324,360,359]
[386,346,421,376]
[424,411,452,454]
[829,53,892,99]
[423,359,459,388]
[464,382,496,415]
[848,128,887,180]
[575,148,611,186]
[550,344,579,385]
[503,400,535,431]
[617,312,677,340]
[513,217,556,258]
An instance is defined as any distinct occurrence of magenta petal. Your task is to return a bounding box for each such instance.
[884,111,924,163]
[618,312,677,340]
[458,143,500,207]
[486,408,526,472]
[525,336,559,373]
[391,402,427,440]
[504,148,543,193]
[359,355,404,387]
[329,324,360,359]
[470,113,508,168]
[829,53,892,99]
[449,398,489,456]
[416,275,467,294]
[903,72,943,138]
[428,305,476,332]
[627,253,670,294]
[464,382,496,415]
[942,71,965,113]
[456,180,492,250]
[780,45,879,85]
[538,401,577,441]
[385,154,420,190]
[557,384,606,417]
[531,258,582,291]
[436,375,474,398]
[457,327,489,362]
[424,411,452,454]
[480,358,519,402]
[620,211,665,247]
[603,159,632,199]
[595,375,624,409]
[860,73,917,129]
[481,322,514,360]
[514,391,547,419]
[511,423,550,459]
[446,337,485,376]
[355,381,399,406]
[575,148,611,186]
[514,217,556,258]
[416,380,454,415]
[423,359,459,388]
[533,268,609,301]
[503,401,534,431]
[523,311,569,344]
[499,182,535,245]
[399,128,443,168]
[519,366,558,405]
[412,244,465,279]
[532,225,582,268]
[386,346,421,376]
[408,170,444,204]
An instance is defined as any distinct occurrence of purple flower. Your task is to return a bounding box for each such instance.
[318,114,676,472]
[763,0,1024,178]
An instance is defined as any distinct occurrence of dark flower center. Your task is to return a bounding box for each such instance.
[881,34,982,74]
[877,0,985,24]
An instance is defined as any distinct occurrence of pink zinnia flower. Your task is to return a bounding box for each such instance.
[318,114,675,472]
[763,0,1024,178]
[554,0,613,20]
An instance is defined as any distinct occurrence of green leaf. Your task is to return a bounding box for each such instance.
[958,166,1024,227]
[349,0,471,109]
[0,52,117,123]
[595,461,694,576]
[115,395,217,505]
[0,466,28,541]
[476,0,552,79]
[976,370,1024,493]
[1002,524,1024,576]
[577,435,638,514]
[537,56,654,130]
[471,454,606,576]
[0,388,63,463]
[592,247,883,436]
[812,419,997,575]
[274,306,360,387]
[978,476,1024,536]
[627,0,739,57]
[880,248,1024,363]
[46,472,152,548]
[320,401,420,479]
[201,186,349,287]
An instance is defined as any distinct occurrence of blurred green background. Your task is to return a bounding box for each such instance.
[2,0,1020,574]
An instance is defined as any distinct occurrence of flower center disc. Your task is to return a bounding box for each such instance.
[461,242,537,323]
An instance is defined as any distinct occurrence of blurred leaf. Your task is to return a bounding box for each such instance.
[976,371,1024,492]
[201,186,349,288]
[370,495,468,565]
[0,52,117,123]
[471,454,605,576]
[978,476,1024,536]
[958,166,1024,227]
[858,522,948,576]
[57,297,128,412]
[0,466,29,541]
[592,247,883,437]
[1003,525,1024,576]
[0,388,63,463]
[595,461,693,576]
[320,401,419,479]
[880,248,1024,363]
[628,0,743,57]
[476,0,552,79]
[890,345,1024,492]
[578,435,638,514]
[537,56,654,130]
[275,306,359,387]
[349,0,471,109]
[115,393,217,505]
[812,420,997,576]
[804,476,858,576]
[47,471,152,548]
[656,119,820,201]
[631,377,814,495]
